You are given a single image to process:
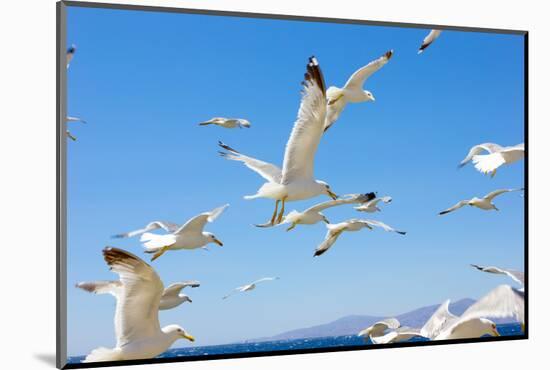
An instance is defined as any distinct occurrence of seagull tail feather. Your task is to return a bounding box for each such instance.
[83,347,122,363]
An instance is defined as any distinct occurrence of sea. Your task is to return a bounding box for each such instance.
[68,323,522,364]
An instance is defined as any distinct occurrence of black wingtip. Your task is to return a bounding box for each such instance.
[365,192,376,201]
[385,50,394,60]
[397,231,407,235]
[304,55,326,95]
[218,141,239,153]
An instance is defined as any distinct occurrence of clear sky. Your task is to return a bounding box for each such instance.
[66,5,525,357]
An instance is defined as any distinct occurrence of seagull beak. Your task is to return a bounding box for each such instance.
[492,328,500,337]
[327,190,338,200]
[182,333,195,342]
[213,238,223,247]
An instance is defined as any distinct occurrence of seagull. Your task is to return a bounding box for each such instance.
[324,50,393,132]
[470,264,524,287]
[358,318,401,341]
[199,117,251,129]
[222,277,280,300]
[159,281,201,310]
[113,205,228,261]
[439,188,524,215]
[459,142,525,177]
[66,116,87,141]
[255,193,376,230]
[77,279,201,310]
[218,57,338,225]
[81,247,195,362]
[67,44,76,69]
[418,30,442,54]
[313,219,406,257]
[354,195,392,213]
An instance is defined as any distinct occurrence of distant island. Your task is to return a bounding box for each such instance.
[246,298,515,343]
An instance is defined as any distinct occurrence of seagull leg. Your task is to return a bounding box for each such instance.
[277,197,287,224]
[286,223,296,232]
[491,169,497,178]
[151,246,170,261]
[269,200,280,225]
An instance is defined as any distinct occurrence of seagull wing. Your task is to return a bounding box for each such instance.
[361,219,407,235]
[175,204,229,235]
[102,247,163,347]
[439,200,469,215]
[471,264,524,286]
[343,50,393,91]
[219,141,282,183]
[371,327,423,344]
[66,116,87,124]
[112,221,180,239]
[76,280,122,297]
[306,194,367,212]
[418,30,442,54]
[484,188,523,201]
[314,225,348,257]
[250,277,279,285]
[458,143,503,167]
[457,285,524,325]
[281,57,327,184]
[420,299,459,339]
[162,280,201,297]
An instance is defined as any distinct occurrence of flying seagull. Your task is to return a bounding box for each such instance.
[354,195,392,213]
[218,57,337,226]
[418,30,442,54]
[324,50,393,132]
[81,247,195,362]
[113,205,228,261]
[255,193,376,230]
[358,318,402,342]
[77,279,200,311]
[199,117,251,129]
[66,44,76,69]
[470,264,524,287]
[459,142,524,177]
[222,277,280,300]
[314,219,406,257]
[439,188,523,215]
[66,116,87,141]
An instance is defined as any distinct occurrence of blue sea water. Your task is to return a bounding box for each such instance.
[68,323,522,364]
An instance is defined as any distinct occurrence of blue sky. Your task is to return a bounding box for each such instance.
[66,6,525,356]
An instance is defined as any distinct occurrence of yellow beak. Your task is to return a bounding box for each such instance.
[493,329,500,337]
[214,238,223,247]
[182,333,195,342]
[327,190,338,200]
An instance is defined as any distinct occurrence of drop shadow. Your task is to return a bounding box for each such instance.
[34,353,57,367]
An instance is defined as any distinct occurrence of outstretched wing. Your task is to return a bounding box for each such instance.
[314,227,346,257]
[457,285,524,325]
[470,264,524,286]
[484,188,523,201]
[102,247,163,347]
[420,299,459,339]
[250,277,279,285]
[418,30,442,54]
[306,194,371,213]
[162,281,201,297]
[218,141,282,183]
[439,200,469,215]
[112,221,180,239]
[281,57,327,184]
[361,219,407,235]
[343,50,393,90]
[76,280,122,297]
[175,204,229,234]
[458,143,503,168]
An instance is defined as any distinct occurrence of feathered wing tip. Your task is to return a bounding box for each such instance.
[83,347,122,363]
[218,141,240,154]
[384,50,394,60]
[304,56,327,96]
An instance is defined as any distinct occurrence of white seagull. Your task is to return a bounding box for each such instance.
[314,219,406,257]
[418,30,442,54]
[222,277,280,300]
[77,279,201,311]
[66,44,76,69]
[113,205,228,261]
[354,195,393,213]
[358,318,401,341]
[439,188,524,215]
[324,50,393,132]
[459,142,525,177]
[471,264,524,287]
[218,57,337,225]
[199,117,251,129]
[255,193,376,230]
[81,247,195,362]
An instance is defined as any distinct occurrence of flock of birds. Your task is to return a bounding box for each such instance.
[67,27,525,363]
